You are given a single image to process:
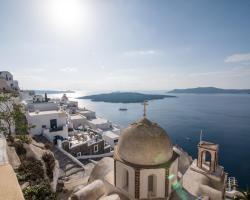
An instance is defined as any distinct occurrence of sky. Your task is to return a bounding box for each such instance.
[0,0,250,91]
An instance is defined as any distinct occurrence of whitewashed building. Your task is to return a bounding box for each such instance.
[24,101,58,112]
[69,114,87,129]
[70,117,179,200]
[32,95,44,103]
[0,71,19,92]
[26,110,68,141]
[102,131,119,148]
[78,109,96,120]
[87,117,112,131]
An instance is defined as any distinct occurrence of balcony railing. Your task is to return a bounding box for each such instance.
[49,126,63,132]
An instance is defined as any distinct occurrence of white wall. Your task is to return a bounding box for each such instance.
[0,79,10,91]
[0,71,13,81]
[28,102,58,112]
[116,161,135,198]
[87,120,112,131]
[0,71,19,91]
[102,133,119,148]
[79,110,96,120]
[70,116,87,129]
[140,168,166,199]
[43,126,68,141]
[27,111,67,136]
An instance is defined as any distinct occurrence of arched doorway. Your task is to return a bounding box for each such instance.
[148,174,157,198]
[202,150,212,170]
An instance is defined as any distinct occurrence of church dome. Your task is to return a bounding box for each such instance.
[116,118,173,166]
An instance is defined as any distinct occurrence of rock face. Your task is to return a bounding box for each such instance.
[6,146,21,169]
[99,194,120,200]
[71,180,106,200]
[88,157,114,184]
[168,87,250,94]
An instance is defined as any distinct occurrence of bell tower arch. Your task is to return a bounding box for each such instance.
[197,141,219,172]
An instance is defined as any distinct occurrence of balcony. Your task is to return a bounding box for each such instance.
[43,125,68,142]
[49,126,63,132]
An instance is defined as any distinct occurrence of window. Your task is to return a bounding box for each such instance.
[94,144,98,153]
[77,152,81,157]
[148,175,153,192]
[148,174,157,197]
[122,169,129,191]
[42,125,46,128]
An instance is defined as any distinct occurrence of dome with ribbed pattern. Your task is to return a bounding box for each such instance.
[116,118,173,166]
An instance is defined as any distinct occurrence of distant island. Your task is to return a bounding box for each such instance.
[168,87,250,94]
[77,92,176,103]
[35,90,75,94]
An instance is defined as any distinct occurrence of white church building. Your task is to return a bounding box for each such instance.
[71,117,180,200]
[70,114,227,200]
[114,117,178,199]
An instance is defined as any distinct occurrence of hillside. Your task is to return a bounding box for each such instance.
[77,92,176,103]
[168,87,250,94]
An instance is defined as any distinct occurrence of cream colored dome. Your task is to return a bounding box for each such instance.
[116,118,173,166]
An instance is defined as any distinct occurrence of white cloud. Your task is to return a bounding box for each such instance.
[60,67,78,72]
[100,65,105,70]
[225,53,250,63]
[32,68,45,73]
[188,67,250,78]
[123,50,157,56]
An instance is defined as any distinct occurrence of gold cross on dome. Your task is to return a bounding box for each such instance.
[143,100,149,118]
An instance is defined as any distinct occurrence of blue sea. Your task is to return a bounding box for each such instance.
[50,92,250,188]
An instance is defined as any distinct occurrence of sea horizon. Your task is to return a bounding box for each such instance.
[46,91,250,188]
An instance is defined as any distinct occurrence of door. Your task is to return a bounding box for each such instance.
[50,119,57,130]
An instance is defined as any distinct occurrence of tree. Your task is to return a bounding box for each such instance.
[0,94,15,136]
[0,93,34,136]
[12,104,29,135]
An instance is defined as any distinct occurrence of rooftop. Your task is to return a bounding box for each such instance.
[89,117,109,125]
[103,131,119,139]
[78,109,95,114]
[28,110,65,116]
[70,114,86,120]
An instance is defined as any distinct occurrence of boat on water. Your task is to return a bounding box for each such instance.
[119,108,128,111]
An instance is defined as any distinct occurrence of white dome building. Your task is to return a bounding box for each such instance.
[114,117,179,199]
[61,93,69,103]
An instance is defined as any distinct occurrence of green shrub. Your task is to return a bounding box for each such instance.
[16,135,31,144]
[23,181,56,200]
[16,173,27,182]
[8,135,15,144]
[18,157,45,183]
[44,142,52,150]
[14,141,26,156]
[42,152,55,180]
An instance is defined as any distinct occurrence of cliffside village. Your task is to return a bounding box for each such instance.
[0,71,241,200]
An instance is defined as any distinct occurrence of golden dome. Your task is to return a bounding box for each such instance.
[116,118,173,166]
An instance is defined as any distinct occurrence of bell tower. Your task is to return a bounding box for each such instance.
[197,141,219,172]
